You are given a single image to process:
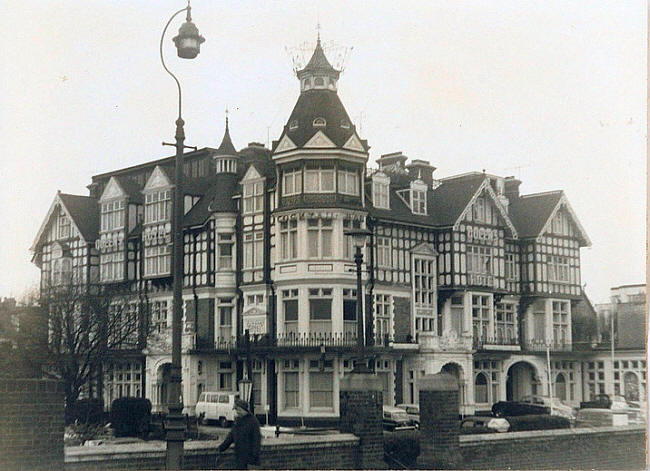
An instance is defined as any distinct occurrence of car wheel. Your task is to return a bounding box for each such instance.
[219,417,227,428]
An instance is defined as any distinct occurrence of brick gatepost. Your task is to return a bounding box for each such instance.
[0,379,65,471]
[339,373,385,469]
[417,372,461,469]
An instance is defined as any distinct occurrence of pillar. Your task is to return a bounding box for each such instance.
[418,372,462,469]
[339,373,384,469]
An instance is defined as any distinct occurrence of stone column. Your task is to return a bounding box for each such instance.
[339,373,384,469]
[417,372,462,469]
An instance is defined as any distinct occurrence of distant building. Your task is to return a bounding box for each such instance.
[31,37,630,423]
[592,284,647,401]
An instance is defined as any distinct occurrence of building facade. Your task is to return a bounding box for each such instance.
[31,39,625,423]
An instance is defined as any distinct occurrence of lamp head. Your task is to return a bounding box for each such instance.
[344,228,372,249]
[172,7,205,59]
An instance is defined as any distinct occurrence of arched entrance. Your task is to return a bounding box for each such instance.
[624,372,639,401]
[155,363,172,412]
[441,363,465,413]
[506,361,538,401]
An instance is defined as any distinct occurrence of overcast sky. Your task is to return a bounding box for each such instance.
[0,0,646,304]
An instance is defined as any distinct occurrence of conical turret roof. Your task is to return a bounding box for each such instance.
[300,38,336,73]
[216,117,237,155]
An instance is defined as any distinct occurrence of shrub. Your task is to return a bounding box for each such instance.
[506,414,571,431]
[65,398,105,425]
[64,422,104,446]
[384,429,420,468]
[110,397,152,438]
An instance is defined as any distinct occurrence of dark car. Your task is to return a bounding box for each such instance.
[382,406,416,431]
[491,400,549,417]
[580,393,612,409]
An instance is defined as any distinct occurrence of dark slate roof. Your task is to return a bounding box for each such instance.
[183,174,238,227]
[115,176,144,203]
[239,145,276,182]
[428,174,486,226]
[58,193,100,241]
[369,173,487,228]
[299,39,336,74]
[216,120,237,155]
[508,191,563,238]
[274,90,366,152]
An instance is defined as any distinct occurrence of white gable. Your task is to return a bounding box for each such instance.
[242,165,263,181]
[304,130,336,149]
[143,166,172,192]
[343,133,365,152]
[275,135,297,153]
[100,177,126,202]
[411,242,438,257]
[456,179,518,238]
[538,194,591,246]
[31,194,86,251]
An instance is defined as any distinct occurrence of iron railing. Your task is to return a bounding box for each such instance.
[523,339,572,352]
[473,336,520,349]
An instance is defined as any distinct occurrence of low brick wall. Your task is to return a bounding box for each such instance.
[0,379,65,471]
[459,425,646,470]
[66,434,359,470]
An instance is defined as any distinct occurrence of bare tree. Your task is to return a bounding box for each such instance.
[39,277,143,411]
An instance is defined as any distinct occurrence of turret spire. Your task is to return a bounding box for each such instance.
[216,109,237,156]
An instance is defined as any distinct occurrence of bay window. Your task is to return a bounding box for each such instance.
[279,220,298,260]
[282,168,302,196]
[144,245,170,276]
[548,255,570,283]
[343,289,357,338]
[151,300,168,333]
[243,231,264,269]
[495,302,516,342]
[472,295,491,341]
[282,289,299,335]
[375,294,391,344]
[100,251,125,282]
[217,233,234,271]
[144,191,170,224]
[309,288,332,335]
[309,361,334,409]
[243,181,264,214]
[552,300,569,344]
[218,298,233,339]
[101,200,126,231]
[304,164,335,193]
[283,360,300,409]
[307,218,332,258]
[338,168,359,195]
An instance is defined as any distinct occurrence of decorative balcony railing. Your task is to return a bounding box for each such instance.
[274,332,359,347]
[418,332,473,351]
[473,336,520,350]
[523,339,572,352]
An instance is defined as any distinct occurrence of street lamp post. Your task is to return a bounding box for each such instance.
[159,2,204,469]
[344,228,373,373]
[238,329,254,411]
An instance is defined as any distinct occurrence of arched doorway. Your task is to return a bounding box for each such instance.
[555,373,566,401]
[624,372,639,401]
[506,361,538,401]
[155,363,172,412]
[441,363,465,413]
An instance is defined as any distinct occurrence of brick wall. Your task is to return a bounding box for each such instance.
[459,425,646,470]
[339,373,385,469]
[0,379,65,471]
[65,435,359,470]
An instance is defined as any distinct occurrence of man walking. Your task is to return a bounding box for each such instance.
[217,398,262,469]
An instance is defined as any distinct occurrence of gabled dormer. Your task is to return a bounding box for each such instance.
[141,166,173,278]
[396,179,428,216]
[99,177,127,234]
[371,171,390,210]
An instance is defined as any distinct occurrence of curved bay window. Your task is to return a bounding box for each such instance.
[309,288,332,335]
[304,164,334,193]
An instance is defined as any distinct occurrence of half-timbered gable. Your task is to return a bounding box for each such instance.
[31,192,99,290]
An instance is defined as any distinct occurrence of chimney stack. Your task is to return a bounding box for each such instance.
[377,152,408,172]
[406,159,436,187]
[504,176,521,200]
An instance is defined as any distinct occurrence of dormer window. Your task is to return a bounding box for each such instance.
[314,77,325,87]
[243,180,264,214]
[411,189,426,215]
[289,120,299,130]
[372,172,390,210]
[313,117,326,128]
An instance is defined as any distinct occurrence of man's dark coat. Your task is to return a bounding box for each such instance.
[217,412,262,469]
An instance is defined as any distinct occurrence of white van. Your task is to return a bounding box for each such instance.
[195,391,239,427]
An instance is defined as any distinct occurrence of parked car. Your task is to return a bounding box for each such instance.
[395,403,420,426]
[195,391,239,427]
[580,393,612,409]
[575,407,629,427]
[460,415,510,434]
[382,406,415,431]
[519,395,577,421]
[491,400,548,417]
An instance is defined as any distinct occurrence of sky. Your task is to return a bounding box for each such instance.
[0,0,646,304]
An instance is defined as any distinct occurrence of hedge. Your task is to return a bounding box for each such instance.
[110,397,152,437]
[505,414,571,431]
[65,398,105,425]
